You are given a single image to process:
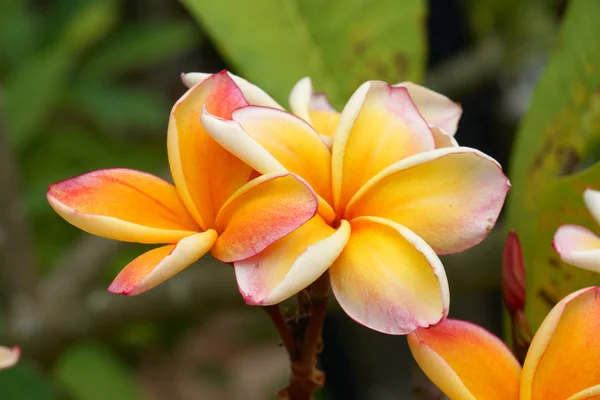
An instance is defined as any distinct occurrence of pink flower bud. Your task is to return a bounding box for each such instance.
[502,230,526,315]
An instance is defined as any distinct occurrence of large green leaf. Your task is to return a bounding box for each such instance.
[506,0,600,329]
[0,362,58,400]
[54,343,146,400]
[181,0,426,106]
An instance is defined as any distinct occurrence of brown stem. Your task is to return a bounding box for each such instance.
[274,273,329,400]
[263,305,298,361]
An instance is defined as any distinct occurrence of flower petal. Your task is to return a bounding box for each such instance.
[47,169,199,243]
[181,71,282,109]
[108,230,217,296]
[332,81,435,211]
[168,70,253,230]
[201,105,336,221]
[289,77,339,138]
[394,82,462,135]
[567,386,600,400]
[330,216,449,334]
[432,126,459,148]
[344,147,510,254]
[0,346,20,370]
[234,216,350,305]
[212,173,318,262]
[584,189,600,225]
[408,319,521,400]
[553,224,600,272]
[521,286,600,400]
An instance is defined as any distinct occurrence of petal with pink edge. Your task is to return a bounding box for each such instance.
[289,77,340,138]
[330,216,449,335]
[521,286,600,400]
[168,70,252,230]
[344,147,510,254]
[408,319,521,400]
[0,346,20,370]
[181,71,282,109]
[394,82,462,135]
[332,81,435,211]
[47,168,199,244]
[212,173,318,262]
[235,216,350,305]
[554,224,600,272]
[108,230,217,296]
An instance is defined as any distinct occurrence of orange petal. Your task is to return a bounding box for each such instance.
[0,346,20,370]
[330,216,448,334]
[521,286,600,400]
[394,82,462,135]
[212,173,318,262]
[289,77,340,138]
[181,71,282,109]
[332,81,435,211]
[345,147,510,254]
[168,70,253,230]
[235,216,350,305]
[108,230,217,296]
[408,319,521,400]
[47,169,199,243]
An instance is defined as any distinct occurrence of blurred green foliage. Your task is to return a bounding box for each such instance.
[507,0,600,329]
[182,0,426,107]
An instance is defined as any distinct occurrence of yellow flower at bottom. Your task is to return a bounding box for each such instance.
[194,72,510,335]
[47,71,318,296]
[408,286,600,400]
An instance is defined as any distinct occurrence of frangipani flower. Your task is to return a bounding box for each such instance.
[554,188,600,272]
[186,72,510,334]
[408,286,600,400]
[0,346,19,370]
[47,72,318,296]
[182,72,461,149]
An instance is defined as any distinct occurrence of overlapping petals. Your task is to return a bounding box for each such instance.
[48,71,318,296]
[408,286,600,400]
[201,72,509,334]
[554,189,600,272]
[0,346,20,370]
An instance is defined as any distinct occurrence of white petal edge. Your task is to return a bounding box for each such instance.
[0,346,20,370]
[566,385,600,400]
[289,76,313,122]
[236,219,351,305]
[181,71,282,109]
[553,224,600,272]
[431,126,459,148]
[584,189,600,226]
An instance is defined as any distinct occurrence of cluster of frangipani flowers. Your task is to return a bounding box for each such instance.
[554,188,600,272]
[48,70,510,334]
[185,70,510,334]
[408,286,600,400]
[0,346,19,370]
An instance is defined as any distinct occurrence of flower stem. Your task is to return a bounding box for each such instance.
[264,273,329,400]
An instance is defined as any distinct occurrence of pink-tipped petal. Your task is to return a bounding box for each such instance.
[332,81,435,211]
[181,71,282,109]
[521,286,600,400]
[345,147,510,254]
[47,169,199,244]
[553,224,600,272]
[0,346,20,370]
[235,216,350,305]
[394,82,462,135]
[168,70,253,230]
[584,189,600,225]
[212,173,318,262]
[330,216,449,335]
[108,230,217,296]
[408,319,521,400]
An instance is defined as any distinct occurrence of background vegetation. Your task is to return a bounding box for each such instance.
[0,0,597,398]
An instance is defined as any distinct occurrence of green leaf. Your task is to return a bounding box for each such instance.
[506,0,600,329]
[54,343,146,400]
[181,0,426,106]
[0,362,58,400]
[83,20,201,78]
[68,80,167,130]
